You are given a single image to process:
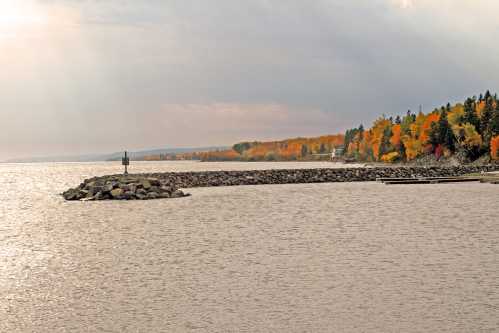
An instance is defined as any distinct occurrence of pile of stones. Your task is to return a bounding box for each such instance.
[136,165,499,188]
[62,175,189,201]
[63,165,499,201]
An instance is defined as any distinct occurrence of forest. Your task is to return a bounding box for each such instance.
[344,90,499,163]
[144,91,499,163]
[198,135,345,161]
[143,135,344,162]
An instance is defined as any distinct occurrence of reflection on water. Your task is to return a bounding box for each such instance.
[0,161,498,332]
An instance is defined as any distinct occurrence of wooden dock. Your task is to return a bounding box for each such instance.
[479,178,499,185]
[377,176,483,185]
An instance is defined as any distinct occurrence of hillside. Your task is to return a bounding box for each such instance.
[143,91,499,164]
[5,146,227,163]
[197,135,345,162]
[344,91,499,164]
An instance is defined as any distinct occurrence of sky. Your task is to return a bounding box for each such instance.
[1,0,499,160]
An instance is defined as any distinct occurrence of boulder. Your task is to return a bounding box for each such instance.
[63,189,79,201]
[148,178,161,186]
[140,180,152,190]
[119,184,130,191]
[79,189,90,198]
[171,189,186,198]
[110,188,124,198]
[123,191,136,200]
[121,177,138,184]
[87,185,102,196]
[160,186,173,193]
[102,184,114,193]
[147,192,159,200]
[128,184,137,193]
[149,186,161,194]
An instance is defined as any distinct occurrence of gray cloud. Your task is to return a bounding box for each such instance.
[1,0,499,159]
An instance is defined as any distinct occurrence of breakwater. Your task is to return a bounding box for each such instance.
[143,165,499,187]
[63,165,499,201]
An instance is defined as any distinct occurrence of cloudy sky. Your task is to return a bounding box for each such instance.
[1,0,499,160]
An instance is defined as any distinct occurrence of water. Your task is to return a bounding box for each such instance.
[1,161,498,332]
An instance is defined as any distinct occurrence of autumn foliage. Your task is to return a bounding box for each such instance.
[345,91,499,163]
[491,136,499,160]
[143,91,499,163]
[200,135,344,161]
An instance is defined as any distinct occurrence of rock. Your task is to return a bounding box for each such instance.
[140,180,152,190]
[110,188,124,198]
[148,178,161,186]
[123,191,136,200]
[121,177,138,184]
[147,192,159,199]
[171,189,185,198]
[149,186,161,194]
[63,189,79,201]
[87,185,101,196]
[128,184,137,193]
[101,193,112,200]
[102,184,114,193]
[136,193,147,200]
[79,189,90,198]
[119,184,130,191]
[160,186,173,193]
[136,188,147,196]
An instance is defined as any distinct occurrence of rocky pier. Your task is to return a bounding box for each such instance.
[62,165,499,201]
[63,176,189,201]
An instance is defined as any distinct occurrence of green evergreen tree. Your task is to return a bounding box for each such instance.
[344,128,358,154]
[428,122,440,149]
[481,96,494,147]
[358,124,364,140]
[484,90,491,101]
[301,144,308,158]
[463,98,479,129]
[491,103,499,136]
[438,107,455,151]
[232,142,252,155]
[401,112,414,135]
[319,143,326,154]
[399,139,406,159]
[379,126,392,159]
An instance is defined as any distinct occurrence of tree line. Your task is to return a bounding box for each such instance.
[345,91,499,162]
[199,135,344,161]
[142,91,499,163]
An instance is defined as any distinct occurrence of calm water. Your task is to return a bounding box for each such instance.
[1,161,498,332]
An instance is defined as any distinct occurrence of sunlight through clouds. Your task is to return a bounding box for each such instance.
[392,0,415,9]
[1,0,499,159]
[0,0,49,38]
